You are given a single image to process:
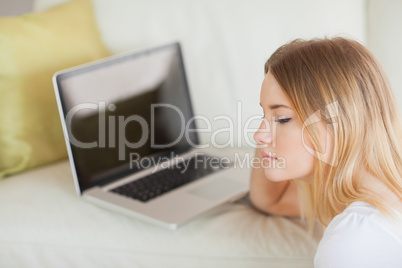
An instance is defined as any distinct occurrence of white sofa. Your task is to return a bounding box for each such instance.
[0,158,323,268]
[1,0,400,267]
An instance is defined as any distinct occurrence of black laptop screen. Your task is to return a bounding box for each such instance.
[55,43,199,192]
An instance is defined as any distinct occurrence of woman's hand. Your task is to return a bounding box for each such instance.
[249,148,301,217]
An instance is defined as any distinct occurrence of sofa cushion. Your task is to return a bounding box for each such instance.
[0,160,323,268]
[0,0,109,178]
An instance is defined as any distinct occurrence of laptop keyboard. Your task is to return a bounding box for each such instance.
[110,154,230,202]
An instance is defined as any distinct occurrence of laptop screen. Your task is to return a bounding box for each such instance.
[54,43,199,192]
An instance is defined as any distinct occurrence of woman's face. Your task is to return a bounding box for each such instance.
[254,71,316,183]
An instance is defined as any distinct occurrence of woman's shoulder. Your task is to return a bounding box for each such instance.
[314,201,402,268]
[327,201,402,237]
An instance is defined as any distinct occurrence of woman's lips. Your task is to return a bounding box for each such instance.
[261,151,278,161]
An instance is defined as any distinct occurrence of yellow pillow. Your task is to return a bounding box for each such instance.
[0,0,110,178]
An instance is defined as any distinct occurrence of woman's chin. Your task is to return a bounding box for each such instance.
[263,169,290,182]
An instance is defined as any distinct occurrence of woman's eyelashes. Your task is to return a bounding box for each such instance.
[275,118,292,124]
[260,115,292,124]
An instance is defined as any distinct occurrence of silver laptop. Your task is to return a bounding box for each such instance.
[53,42,250,229]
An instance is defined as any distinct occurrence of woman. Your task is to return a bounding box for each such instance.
[250,37,402,267]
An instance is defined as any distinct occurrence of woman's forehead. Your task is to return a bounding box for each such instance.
[260,72,293,110]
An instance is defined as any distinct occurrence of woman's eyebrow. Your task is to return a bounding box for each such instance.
[259,103,293,110]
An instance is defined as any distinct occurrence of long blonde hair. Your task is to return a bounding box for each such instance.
[264,37,402,227]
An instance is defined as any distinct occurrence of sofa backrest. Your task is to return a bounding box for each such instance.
[35,0,401,148]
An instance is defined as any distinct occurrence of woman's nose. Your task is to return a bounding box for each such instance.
[253,119,273,145]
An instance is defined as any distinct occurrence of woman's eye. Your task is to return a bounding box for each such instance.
[275,118,291,124]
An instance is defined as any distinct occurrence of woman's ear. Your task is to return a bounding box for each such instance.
[301,110,338,167]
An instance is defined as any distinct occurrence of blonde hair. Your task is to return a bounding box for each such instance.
[264,37,402,227]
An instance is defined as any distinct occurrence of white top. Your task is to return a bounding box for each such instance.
[314,201,402,268]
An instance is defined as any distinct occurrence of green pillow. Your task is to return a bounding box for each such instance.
[0,0,110,178]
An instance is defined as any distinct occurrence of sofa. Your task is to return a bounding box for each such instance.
[0,0,400,267]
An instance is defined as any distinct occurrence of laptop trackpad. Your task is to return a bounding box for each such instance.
[187,179,245,201]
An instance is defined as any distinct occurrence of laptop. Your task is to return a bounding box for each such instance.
[53,42,250,229]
